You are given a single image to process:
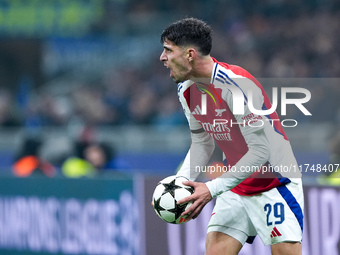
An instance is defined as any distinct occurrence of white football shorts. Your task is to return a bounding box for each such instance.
[207,179,304,246]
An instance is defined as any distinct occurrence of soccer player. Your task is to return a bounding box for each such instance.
[159,18,304,255]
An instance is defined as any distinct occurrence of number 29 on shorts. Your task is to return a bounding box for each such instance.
[264,202,285,226]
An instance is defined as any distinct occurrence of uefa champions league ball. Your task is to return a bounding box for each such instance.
[152,175,194,224]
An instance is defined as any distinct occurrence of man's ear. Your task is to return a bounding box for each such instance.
[187,48,197,62]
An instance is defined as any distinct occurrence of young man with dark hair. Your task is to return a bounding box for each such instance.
[160,17,304,255]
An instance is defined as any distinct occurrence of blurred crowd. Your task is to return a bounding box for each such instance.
[0,0,339,131]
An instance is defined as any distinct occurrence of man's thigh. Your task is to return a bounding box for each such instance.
[271,242,302,255]
[206,231,243,255]
[208,191,257,245]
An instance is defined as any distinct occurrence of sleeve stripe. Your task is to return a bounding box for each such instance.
[191,128,205,134]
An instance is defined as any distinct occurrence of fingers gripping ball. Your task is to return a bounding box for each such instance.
[152,175,194,224]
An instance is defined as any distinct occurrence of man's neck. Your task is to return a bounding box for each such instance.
[190,56,215,83]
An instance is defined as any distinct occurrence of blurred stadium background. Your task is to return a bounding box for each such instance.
[0,0,339,254]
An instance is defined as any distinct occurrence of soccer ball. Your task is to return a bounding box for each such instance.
[152,175,194,224]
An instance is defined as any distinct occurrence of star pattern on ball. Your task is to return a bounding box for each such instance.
[168,202,188,222]
[153,197,165,216]
[162,179,183,198]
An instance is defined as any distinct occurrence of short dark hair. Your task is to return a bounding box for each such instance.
[160,17,212,56]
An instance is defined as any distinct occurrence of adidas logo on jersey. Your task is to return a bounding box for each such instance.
[191,105,206,115]
[191,105,227,117]
[270,227,282,238]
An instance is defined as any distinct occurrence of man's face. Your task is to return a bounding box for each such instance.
[160,38,191,83]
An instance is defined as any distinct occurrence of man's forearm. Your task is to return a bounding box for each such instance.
[177,131,215,181]
[206,130,270,197]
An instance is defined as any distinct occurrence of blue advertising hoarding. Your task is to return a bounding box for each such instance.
[0,176,140,255]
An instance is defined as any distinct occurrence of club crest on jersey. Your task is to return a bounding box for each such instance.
[215,109,226,116]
